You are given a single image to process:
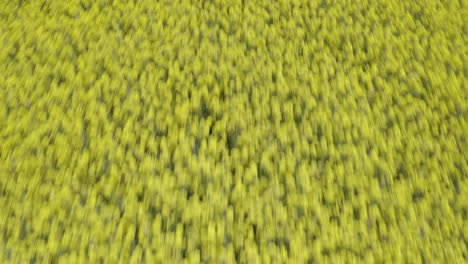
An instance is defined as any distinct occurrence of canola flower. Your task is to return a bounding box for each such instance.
[0,0,467,263]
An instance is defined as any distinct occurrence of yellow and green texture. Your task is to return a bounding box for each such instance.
[0,0,467,263]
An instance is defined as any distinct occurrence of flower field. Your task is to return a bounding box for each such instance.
[0,0,466,263]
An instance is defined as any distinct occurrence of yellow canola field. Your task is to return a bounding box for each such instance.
[0,0,467,263]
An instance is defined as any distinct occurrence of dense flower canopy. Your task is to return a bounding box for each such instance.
[0,0,466,263]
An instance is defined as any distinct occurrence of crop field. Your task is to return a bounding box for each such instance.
[0,0,467,263]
